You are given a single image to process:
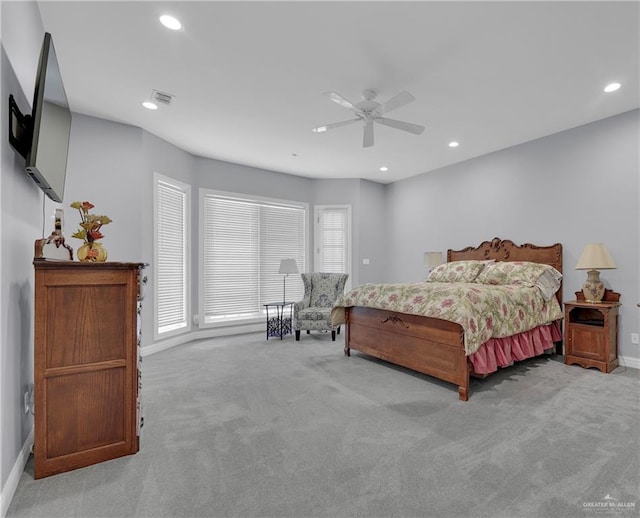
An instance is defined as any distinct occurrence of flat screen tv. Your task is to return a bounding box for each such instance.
[8,32,72,203]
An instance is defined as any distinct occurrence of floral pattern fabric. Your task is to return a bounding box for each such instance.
[427,260,491,283]
[332,281,563,356]
[475,261,559,287]
[295,273,349,332]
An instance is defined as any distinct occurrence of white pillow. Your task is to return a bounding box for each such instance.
[536,267,563,301]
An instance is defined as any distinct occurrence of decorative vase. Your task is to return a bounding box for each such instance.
[77,241,108,263]
[582,269,604,303]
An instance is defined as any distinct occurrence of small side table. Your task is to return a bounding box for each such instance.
[564,289,621,373]
[264,302,294,340]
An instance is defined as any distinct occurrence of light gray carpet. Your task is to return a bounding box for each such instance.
[7,332,640,518]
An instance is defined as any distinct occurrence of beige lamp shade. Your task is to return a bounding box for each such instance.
[575,244,616,303]
[424,251,443,269]
[575,243,616,270]
[278,258,299,274]
[278,258,298,302]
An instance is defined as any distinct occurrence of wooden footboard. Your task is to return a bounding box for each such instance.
[345,307,471,400]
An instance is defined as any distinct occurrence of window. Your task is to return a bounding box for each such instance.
[200,190,307,324]
[154,174,190,338]
[314,205,351,286]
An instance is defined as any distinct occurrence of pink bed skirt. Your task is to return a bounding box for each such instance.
[469,320,562,375]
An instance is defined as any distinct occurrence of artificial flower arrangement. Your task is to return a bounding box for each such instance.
[70,201,111,243]
[69,201,112,262]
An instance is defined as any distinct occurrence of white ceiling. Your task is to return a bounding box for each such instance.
[37,1,639,183]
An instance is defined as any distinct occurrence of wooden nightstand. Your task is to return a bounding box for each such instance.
[564,289,621,373]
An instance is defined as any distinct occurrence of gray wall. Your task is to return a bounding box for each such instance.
[1,0,638,511]
[386,109,640,361]
[64,114,146,262]
[357,179,387,284]
[1,47,42,510]
[1,1,46,510]
[309,178,387,287]
[61,113,150,342]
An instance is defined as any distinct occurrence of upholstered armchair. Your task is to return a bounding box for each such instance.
[294,272,348,341]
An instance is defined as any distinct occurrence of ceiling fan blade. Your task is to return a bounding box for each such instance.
[363,119,374,148]
[379,91,415,114]
[325,91,361,113]
[375,117,425,135]
[312,118,361,133]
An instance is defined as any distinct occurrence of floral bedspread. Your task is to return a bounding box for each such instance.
[331,282,563,356]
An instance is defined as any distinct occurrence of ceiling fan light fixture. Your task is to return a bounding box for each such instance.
[313,89,424,148]
[603,82,621,93]
[160,15,182,31]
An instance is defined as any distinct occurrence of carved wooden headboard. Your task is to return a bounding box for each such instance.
[447,237,563,304]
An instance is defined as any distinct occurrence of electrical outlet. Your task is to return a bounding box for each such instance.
[632,333,639,345]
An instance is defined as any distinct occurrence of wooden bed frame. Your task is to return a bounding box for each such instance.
[343,237,563,401]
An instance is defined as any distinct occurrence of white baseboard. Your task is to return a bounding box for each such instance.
[141,332,195,357]
[141,322,264,357]
[619,354,640,370]
[192,322,264,341]
[0,427,33,518]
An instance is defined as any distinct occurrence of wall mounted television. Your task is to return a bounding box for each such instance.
[8,32,72,203]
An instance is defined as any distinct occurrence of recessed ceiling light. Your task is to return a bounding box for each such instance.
[604,82,621,93]
[160,15,182,30]
[379,166,389,172]
[448,141,459,148]
[142,101,158,110]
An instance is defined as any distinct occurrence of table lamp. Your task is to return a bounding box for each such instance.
[575,243,616,302]
[279,258,299,302]
[424,251,443,273]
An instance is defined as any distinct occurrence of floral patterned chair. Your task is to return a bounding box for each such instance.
[294,272,349,341]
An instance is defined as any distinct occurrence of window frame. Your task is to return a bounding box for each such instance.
[314,204,352,290]
[153,172,191,341]
[198,188,309,328]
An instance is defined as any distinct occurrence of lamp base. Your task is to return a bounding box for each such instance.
[283,275,287,303]
[582,269,605,303]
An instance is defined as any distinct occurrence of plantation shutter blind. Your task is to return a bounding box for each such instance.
[260,205,305,304]
[156,180,188,334]
[202,193,305,322]
[318,208,348,273]
[203,197,259,318]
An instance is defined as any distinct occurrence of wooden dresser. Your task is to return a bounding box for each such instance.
[33,260,145,478]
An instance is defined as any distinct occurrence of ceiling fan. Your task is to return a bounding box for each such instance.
[312,89,425,148]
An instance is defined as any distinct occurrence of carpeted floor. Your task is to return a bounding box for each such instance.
[7,332,640,518]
